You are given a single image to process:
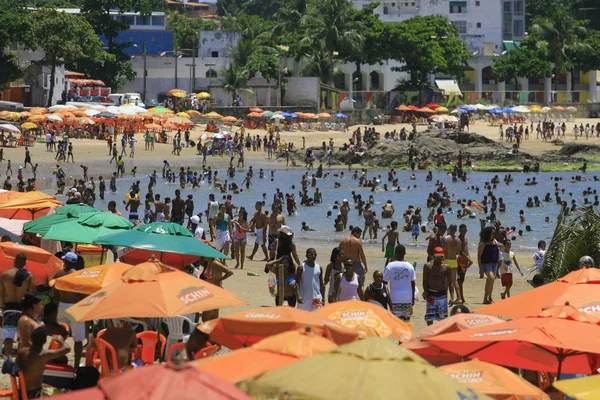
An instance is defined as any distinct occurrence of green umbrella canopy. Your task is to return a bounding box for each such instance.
[43,212,133,244]
[23,205,100,235]
[95,221,228,259]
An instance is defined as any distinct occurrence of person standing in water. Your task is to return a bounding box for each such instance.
[381,221,400,266]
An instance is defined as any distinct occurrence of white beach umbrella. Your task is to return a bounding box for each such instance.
[0,124,20,134]
[85,109,101,117]
[47,115,64,122]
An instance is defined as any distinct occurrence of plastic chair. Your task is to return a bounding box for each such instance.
[194,344,219,360]
[85,329,107,367]
[135,331,166,364]
[163,316,195,350]
[10,370,28,400]
[166,342,186,363]
[94,338,121,378]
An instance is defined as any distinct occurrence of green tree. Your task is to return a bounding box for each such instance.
[0,1,34,89]
[29,9,107,106]
[167,11,218,56]
[219,63,251,105]
[492,39,553,83]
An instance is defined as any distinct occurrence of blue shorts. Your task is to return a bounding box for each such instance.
[424,292,448,322]
[482,263,497,273]
[391,303,412,322]
[411,224,419,236]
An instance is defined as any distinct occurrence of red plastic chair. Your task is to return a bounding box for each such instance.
[166,342,186,363]
[85,329,107,367]
[94,338,121,378]
[135,331,166,364]
[10,371,28,400]
[194,344,219,360]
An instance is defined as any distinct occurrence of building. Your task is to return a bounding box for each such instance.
[166,0,218,19]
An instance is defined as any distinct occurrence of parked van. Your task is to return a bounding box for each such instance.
[107,93,145,108]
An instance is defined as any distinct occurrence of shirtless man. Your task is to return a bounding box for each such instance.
[268,204,286,260]
[457,224,473,304]
[17,293,42,349]
[124,191,141,223]
[16,327,70,399]
[422,247,451,326]
[96,327,139,371]
[206,193,220,242]
[247,201,269,261]
[443,224,462,305]
[0,253,36,356]
[154,194,166,222]
[339,227,368,285]
[171,189,185,225]
[426,223,446,261]
[340,200,350,230]
[53,253,85,368]
[200,258,233,322]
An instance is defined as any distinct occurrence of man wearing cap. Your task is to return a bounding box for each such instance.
[53,252,85,368]
[340,200,350,230]
[339,227,368,286]
[422,247,451,326]
[0,253,36,356]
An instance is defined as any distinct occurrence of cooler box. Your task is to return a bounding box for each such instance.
[78,244,105,267]
[43,363,76,389]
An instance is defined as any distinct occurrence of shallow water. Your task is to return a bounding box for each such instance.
[41,167,597,258]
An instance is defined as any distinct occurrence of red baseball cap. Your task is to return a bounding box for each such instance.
[433,247,445,257]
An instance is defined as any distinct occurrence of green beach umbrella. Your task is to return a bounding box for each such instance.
[262,111,275,118]
[43,212,133,244]
[94,221,228,259]
[23,204,100,235]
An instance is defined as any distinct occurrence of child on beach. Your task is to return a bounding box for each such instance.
[498,239,523,299]
[532,240,546,273]
[381,221,400,266]
[98,176,106,200]
[109,173,117,193]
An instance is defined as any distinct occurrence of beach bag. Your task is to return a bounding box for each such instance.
[72,366,99,390]
[267,272,277,298]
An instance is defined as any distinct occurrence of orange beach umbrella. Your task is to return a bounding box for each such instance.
[193,329,337,383]
[314,300,413,342]
[426,305,600,375]
[402,313,505,366]
[439,359,550,400]
[0,191,62,220]
[65,259,246,321]
[395,105,412,111]
[50,262,134,295]
[417,107,436,113]
[475,268,600,318]
[197,306,358,349]
[0,242,63,286]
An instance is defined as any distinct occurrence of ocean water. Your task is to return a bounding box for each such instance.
[44,167,598,258]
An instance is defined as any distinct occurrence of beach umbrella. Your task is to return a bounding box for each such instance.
[459,105,477,112]
[47,114,64,123]
[439,359,550,400]
[222,116,237,122]
[119,248,200,269]
[435,106,449,112]
[249,107,263,113]
[79,117,95,125]
[417,107,436,113]
[566,106,578,112]
[426,305,600,375]
[4,112,21,121]
[21,122,37,130]
[49,362,250,400]
[19,111,31,118]
[314,300,412,342]
[333,112,347,118]
[65,259,246,321]
[553,106,565,111]
[289,113,299,118]
[84,109,101,117]
[0,124,20,134]
[501,107,514,113]
[167,89,186,98]
[475,268,600,318]
[269,114,285,120]
[198,306,358,349]
[0,191,62,220]
[187,110,201,116]
[196,92,211,99]
[193,329,337,384]
[395,105,412,111]
[148,106,174,114]
[95,221,227,259]
[240,338,492,400]
[317,112,332,118]
[48,105,77,112]
[204,111,223,119]
[261,111,275,118]
[23,205,99,235]
[0,242,63,286]
[176,112,190,118]
[512,105,531,113]
[28,115,48,123]
[402,313,505,366]
[29,107,47,115]
[542,106,552,113]
[43,212,133,244]
[554,374,600,400]
[50,262,134,295]
[144,123,162,130]
[247,112,261,118]
[426,103,441,109]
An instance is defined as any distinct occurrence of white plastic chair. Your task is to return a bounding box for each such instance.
[164,315,196,350]
[110,318,149,332]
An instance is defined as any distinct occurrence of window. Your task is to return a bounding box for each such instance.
[206,69,217,78]
[475,1,480,5]
[476,22,481,28]
[513,19,524,37]
[136,15,151,25]
[121,15,135,25]
[451,21,467,34]
[449,1,467,13]
[384,6,389,14]
[514,1,523,15]
[503,1,511,12]
[151,16,165,26]
[503,20,512,39]
[211,51,219,57]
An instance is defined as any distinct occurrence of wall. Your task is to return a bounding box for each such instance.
[101,31,174,56]
[199,31,241,58]
[283,77,320,107]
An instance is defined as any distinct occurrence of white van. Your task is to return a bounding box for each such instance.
[108,93,145,108]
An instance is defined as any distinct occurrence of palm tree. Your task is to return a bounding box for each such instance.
[541,206,600,281]
[218,63,252,106]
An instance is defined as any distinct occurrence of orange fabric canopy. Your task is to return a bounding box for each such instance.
[193,329,336,383]
[65,259,246,321]
[439,359,550,400]
[427,305,600,375]
[402,313,505,366]
[0,242,63,286]
[0,191,62,220]
[314,300,413,342]
[50,262,133,294]
[198,306,358,349]
[417,107,436,113]
[475,268,600,318]
[395,105,412,111]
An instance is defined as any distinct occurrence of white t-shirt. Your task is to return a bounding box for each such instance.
[532,250,545,272]
[194,226,205,239]
[499,251,515,275]
[383,261,416,304]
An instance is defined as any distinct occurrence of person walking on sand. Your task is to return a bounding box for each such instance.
[296,248,325,311]
[247,201,269,261]
[423,247,451,326]
[383,245,415,322]
[324,247,344,304]
[232,209,248,269]
[339,227,368,286]
[498,239,523,299]
[268,204,286,260]
[457,223,473,304]
[333,258,363,302]
[443,224,461,306]
[24,146,33,169]
[478,226,500,305]
[381,221,400,266]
